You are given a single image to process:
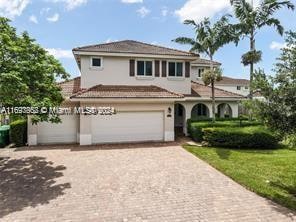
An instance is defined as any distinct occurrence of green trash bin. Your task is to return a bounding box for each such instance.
[0,125,10,148]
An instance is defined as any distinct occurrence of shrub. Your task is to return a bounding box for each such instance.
[202,126,279,149]
[187,119,261,142]
[10,119,27,147]
[283,133,296,150]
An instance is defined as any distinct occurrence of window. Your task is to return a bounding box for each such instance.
[245,86,249,90]
[91,57,102,68]
[168,62,183,77]
[237,86,241,90]
[197,68,204,78]
[137,61,153,76]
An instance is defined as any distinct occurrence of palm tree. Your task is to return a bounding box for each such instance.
[173,16,238,122]
[230,0,294,99]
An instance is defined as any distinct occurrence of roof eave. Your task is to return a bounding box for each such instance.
[72,50,198,60]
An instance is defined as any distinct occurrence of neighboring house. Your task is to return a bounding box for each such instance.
[215,77,250,97]
[28,40,243,146]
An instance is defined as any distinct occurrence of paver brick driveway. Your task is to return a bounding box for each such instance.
[0,144,295,222]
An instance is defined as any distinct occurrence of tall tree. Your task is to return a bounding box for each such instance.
[230,0,294,99]
[173,16,238,122]
[0,17,69,123]
[252,31,296,146]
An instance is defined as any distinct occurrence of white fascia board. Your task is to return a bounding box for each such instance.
[69,98,181,103]
[73,51,198,61]
[183,97,244,101]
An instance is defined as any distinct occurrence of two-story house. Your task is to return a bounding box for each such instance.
[28,40,243,146]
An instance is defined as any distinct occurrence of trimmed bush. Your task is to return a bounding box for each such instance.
[10,119,27,147]
[187,119,261,142]
[202,126,279,149]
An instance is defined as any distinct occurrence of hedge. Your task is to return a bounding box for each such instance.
[10,119,27,147]
[202,126,279,149]
[187,119,261,142]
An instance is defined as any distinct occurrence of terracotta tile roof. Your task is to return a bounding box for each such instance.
[216,76,250,85]
[192,58,221,66]
[73,40,198,57]
[70,84,183,99]
[58,77,81,97]
[189,81,243,98]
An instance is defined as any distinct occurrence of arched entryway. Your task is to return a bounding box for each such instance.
[217,103,233,118]
[191,103,210,119]
[174,103,186,136]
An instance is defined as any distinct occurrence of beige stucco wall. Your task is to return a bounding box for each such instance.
[80,55,192,94]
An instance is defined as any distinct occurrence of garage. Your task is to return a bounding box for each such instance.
[37,115,78,144]
[91,111,164,144]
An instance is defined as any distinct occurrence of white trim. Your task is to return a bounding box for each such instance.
[167,61,184,78]
[135,59,154,77]
[74,51,198,60]
[90,56,103,70]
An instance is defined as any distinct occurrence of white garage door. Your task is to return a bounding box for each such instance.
[91,111,164,144]
[37,115,78,144]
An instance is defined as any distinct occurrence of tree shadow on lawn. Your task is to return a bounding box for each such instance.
[0,156,71,218]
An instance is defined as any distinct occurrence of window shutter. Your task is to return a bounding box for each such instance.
[130,60,135,76]
[162,61,167,77]
[185,62,190,78]
[155,60,160,77]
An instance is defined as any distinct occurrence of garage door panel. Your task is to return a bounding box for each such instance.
[37,115,78,144]
[91,111,164,144]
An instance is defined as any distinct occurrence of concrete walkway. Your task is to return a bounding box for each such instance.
[0,144,295,222]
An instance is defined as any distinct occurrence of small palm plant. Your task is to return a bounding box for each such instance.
[173,15,238,122]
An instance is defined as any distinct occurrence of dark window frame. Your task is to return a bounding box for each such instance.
[136,60,153,76]
[168,62,183,77]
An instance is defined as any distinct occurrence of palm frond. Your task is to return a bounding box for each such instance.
[264,18,284,35]
[172,37,195,46]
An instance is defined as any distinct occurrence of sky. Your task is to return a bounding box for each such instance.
[0,0,295,80]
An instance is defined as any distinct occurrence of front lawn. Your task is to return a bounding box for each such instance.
[184,145,296,211]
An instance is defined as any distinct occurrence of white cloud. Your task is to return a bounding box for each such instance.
[46,48,72,59]
[121,0,143,3]
[105,38,119,43]
[0,0,30,19]
[161,7,168,17]
[29,14,38,24]
[40,7,50,15]
[270,41,287,50]
[137,6,150,18]
[48,0,87,11]
[175,0,261,22]
[46,13,59,22]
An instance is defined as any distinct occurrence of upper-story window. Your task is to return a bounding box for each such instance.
[245,86,249,90]
[237,86,241,90]
[90,57,103,69]
[137,60,153,76]
[197,68,204,78]
[168,62,183,77]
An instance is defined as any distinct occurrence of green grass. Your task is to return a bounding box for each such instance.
[184,145,296,211]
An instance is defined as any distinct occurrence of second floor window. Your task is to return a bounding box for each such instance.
[237,86,241,90]
[197,68,204,78]
[137,61,153,76]
[168,62,183,77]
[91,57,102,68]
